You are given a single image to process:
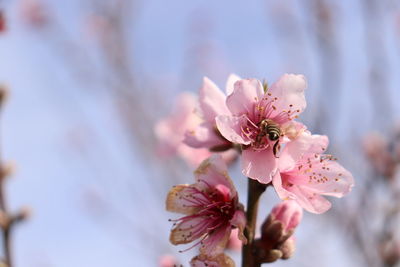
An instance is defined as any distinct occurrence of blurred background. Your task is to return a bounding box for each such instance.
[0,0,400,266]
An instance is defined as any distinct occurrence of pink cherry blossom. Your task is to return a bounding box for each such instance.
[184,75,240,151]
[216,74,307,183]
[155,92,212,167]
[166,155,246,256]
[190,253,234,267]
[273,132,354,214]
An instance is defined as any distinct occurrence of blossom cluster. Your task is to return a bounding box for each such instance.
[157,74,354,266]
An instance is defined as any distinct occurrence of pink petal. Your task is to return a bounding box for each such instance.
[283,185,332,214]
[225,73,241,96]
[219,149,239,165]
[230,210,247,244]
[154,92,209,167]
[272,172,297,200]
[292,156,354,198]
[281,120,308,141]
[273,172,332,214]
[216,115,251,145]
[199,77,230,122]
[242,148,277,184]
[267,74,307,122]
[226,78,264,116]
[154,92,199,141]
[278,132,329,172]
[184,122,227,149]
[227,229,242,251]
[194,155,236,196]
[215,184,231,201]
[177,145,212,167]
[200,225,231,257]
[166,184,200,215]
[170,216,209,245]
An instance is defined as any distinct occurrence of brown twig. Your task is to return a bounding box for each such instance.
[242,178,267,267]
[0,87,28,266]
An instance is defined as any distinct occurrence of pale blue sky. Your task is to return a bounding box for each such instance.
[0,0,399,266]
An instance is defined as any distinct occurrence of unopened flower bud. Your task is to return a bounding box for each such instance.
[261,200,302,245]
[255,201,302,264]
[280,237,296,260]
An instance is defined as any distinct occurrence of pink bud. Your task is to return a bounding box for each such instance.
[270,200,303,233]
[260,200,302,258]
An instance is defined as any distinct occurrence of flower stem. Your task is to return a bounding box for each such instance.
[242,178,267,267]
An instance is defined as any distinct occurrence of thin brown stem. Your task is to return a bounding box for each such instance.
[242,178,267,267]
[0,88,26,267]
[0,99,11,266]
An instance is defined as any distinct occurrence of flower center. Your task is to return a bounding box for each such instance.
[170,184,237,252]
[241,118,281,151]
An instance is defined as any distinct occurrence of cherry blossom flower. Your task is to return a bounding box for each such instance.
[190,253,234,267]
[184,74,240,152]
[216,74,307,183]
[155,92,212,167]
[166,155,246,256]
[155,92,237,167]
[273,132,354,213]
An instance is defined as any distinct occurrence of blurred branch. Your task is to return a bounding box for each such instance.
[0,87,28,267]
[362,0,393,129]
[307,0,341,136]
